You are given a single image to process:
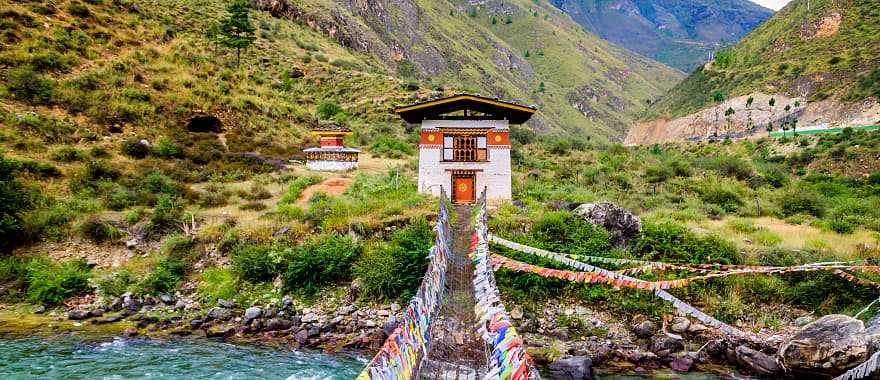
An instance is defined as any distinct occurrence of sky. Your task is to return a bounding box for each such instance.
[749,0,792,11]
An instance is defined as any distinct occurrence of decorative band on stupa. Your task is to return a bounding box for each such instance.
[303,121,360,171]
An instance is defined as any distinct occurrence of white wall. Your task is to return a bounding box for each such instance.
[307,160,358,172]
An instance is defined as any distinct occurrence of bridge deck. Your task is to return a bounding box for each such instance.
[419,205,487,379]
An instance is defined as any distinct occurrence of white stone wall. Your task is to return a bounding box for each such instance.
[417,119,512,202]
[307,160,358,172]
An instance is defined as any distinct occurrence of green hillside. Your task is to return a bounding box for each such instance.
[549,0,772,71]
[645,0,880,120]
[284,0,683,139]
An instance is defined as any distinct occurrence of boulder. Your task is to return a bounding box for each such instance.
[302,312,319,324]
[243,307,262,326]
[736,345,781,377]
[265,318,294,331]
[295,329,309,344]
[88,308,105,318]
[573,201,641,247]
[778,314,871,375]
[336,305,355,316]
[383,316,399,337]
[67,311,88,320]
[122,327,139,338]
[650,335,684,355]
[288,68,305,79]
[670,357,693,372]
[217,299,237,309]
[632,320,656,339]
[548,356,594,380]
[670,317,691,334]
[207,307,231,321]
[159,295,175,305]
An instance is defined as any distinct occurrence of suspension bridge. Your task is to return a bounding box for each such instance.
[356,188,880,380]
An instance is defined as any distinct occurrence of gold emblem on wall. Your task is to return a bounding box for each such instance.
[427,134,436,142]
[494,135,502,143]
[458,183,468,192]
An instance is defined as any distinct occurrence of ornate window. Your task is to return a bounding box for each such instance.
[443,135,487,162]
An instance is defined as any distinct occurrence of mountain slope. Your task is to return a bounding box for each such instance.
[548,0,773,71]
[258,0,683,140]
[645,0,880,120]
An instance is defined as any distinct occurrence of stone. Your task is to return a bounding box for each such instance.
[632,320,656,339]
[95,315,124,324]
[243,307,262,326]
[651,335,684,355]
[108,298,123,311]
[67,311,88,320]
[575,306,590,315]
[383,316,399,336]
[189,319,203,329]
[159,295,175,305]
[548,356,594,380]
[687,323,708,334]
[288,69,305,79]
[573,201,641,247]
[377,309,390,317]
[125,239,138,249]
[778,314,871,375]
[218,299,237,309]
[389,303,401,312]
[207,307,231,321]
[88,308,105,318]
[670,357,693,372]
[736,345,781,377]
[336,305,355,315]
[795,315,815,327]
[670,317,691,334]
[33,305,46,314]
[301,312,319,324]
[363,320,377,328]
[295,329,309,344]
[265,318,293,331]
[307,327,320,338]
[175,300,187,310]
[511,307,524,320]
[122,327,138,338]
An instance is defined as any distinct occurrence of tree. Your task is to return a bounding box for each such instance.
[724,107,736,138]
[491,16,497,25]
[538,81,545,93]
[768,97,776,132]
[504,15,513,24]
[219,0,256,67]
[712,91,724,138]
[524,50,530,58]
[746,96,754,109]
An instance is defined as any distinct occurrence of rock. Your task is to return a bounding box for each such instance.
[218,299,237,309]
[189,319,203,329]
[343,279,362,303]
[389,303,401,312]
[336,305,355,316]
[95,315,124,324]
[243,307,262,326]
[159,295,175,305]
[288,69,305,79]
[88,308,105,318]
[207,307,231,321]
[86,258,98,268]
[265,318,293,331]
[383,316,399,336]
[108,298,123,311]
[671,317,691,334]
[575,306,590,316]
[650,335,684,355]
[779,314,871,375]
[295,329,309,344]
[126,239,138,249]
[573,201,641,247]
[122,327,138,337]
[795,315,815,327]
[175,300,187,310]
[511,307,524,320]
[33,305,46,314]
[632,320,656,339]
[670,357,693,372]
[301,312,319,324]
[548,356,594,380]
[67,311,88,320]
[736,345,781,377]
[307,327,320,338]
[687,323,708,334]
[263,307,276,319]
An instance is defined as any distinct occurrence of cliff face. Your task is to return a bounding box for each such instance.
[253,0,683,140]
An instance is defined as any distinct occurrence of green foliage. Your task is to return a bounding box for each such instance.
[218,0,256,66]
[152,137,180,157]
[530,212,614,257]
[635,222,740,264]
[139,236,195,295]
[356,218,433,300]
[369,135,414,158]
[76,216,122,243]
[0,155,37,252]
[67,2,90,17]
[396,59,417,79]
[714,49,733,69]
[845,68,880,101]
[283,232,360,295]
[232,243,281,283]
[94,270,134,297]
[828,219,855,234]
[26,257,91,305]
[0,256,31,283]
[316,101,343,120]
[51,146,86,162]
[147,195,183,236]
[778,188,825,217]
[121,139,150,159]
[5,66,55,104]
[198,267,238,302]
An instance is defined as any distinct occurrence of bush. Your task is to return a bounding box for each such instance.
[0,255,31,283]
[67,2,90,17]
[51,146,86,162]
[828,219,855,234]
[147,195,183,236]
[94,270,134,297]
[26,257,91,305]
[751,229,782,246]
[121,138,150,159]
[5,66,55,104]
[694,179,743,212]
[77,216,122,243]
[198,267,238,302]
[152,137,180,157]
[530,212,614,257]
[356,218,433,300]
[69,160,120,194]
[635,222,740,264]
[370,135,414,158]
[316,101,343,120]
[1,155,36,252]
[778,189,825,217]
[283,233,360,295]
[232,244,282,283]
[139,256,185,295]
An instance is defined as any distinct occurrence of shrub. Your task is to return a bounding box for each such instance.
[77,216,122,243]
[121,138,150,159]
[67,2,90,17]
[94,270,134,297]
[751,229,782,246]
[726,218,758,233]
[283,233,360,295]
[694,179,743,212]
[1,155,36,252]
[5,66,54,104]
[198,267,238,302]
[635,222,740,264]
[316,101,343,120]
[778,189,825,217]
[69,160,120,194]
[530,212,614,256]
[828,219,855,234]
[152,137,180,157]
[139,256,185,295]
[147,195,182,236]
[26,257,91,305]
[141,172,175,194]
[231,243,281,283]
[0,255,31,283]
[51,146,85,162]
[369,135,414,158]
[356,218,433,300]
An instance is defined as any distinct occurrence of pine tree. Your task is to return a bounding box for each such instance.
[504,15,512,24]
[219,0,256,67]
[538,82,545,93]
[724,107,736,138]
[491,16,497,25]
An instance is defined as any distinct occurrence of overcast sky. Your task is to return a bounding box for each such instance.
[750,0,792,11]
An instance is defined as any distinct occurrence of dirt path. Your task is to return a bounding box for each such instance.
[419,205,486,379]
[295,178,353,206]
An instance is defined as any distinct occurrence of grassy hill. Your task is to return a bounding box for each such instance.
[548,0,773,71]
[280,0,683,139]
[645,0,880,120]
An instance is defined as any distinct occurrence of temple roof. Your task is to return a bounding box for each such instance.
[394,94,537,124]
[303,147,361,153]
[311,121,352,134]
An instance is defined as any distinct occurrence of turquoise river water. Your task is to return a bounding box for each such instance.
[0,335,734,379]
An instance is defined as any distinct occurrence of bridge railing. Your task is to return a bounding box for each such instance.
[357,189,452,380]
[472,188,540,379]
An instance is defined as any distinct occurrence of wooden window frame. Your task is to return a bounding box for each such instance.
[443,134,488,162]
